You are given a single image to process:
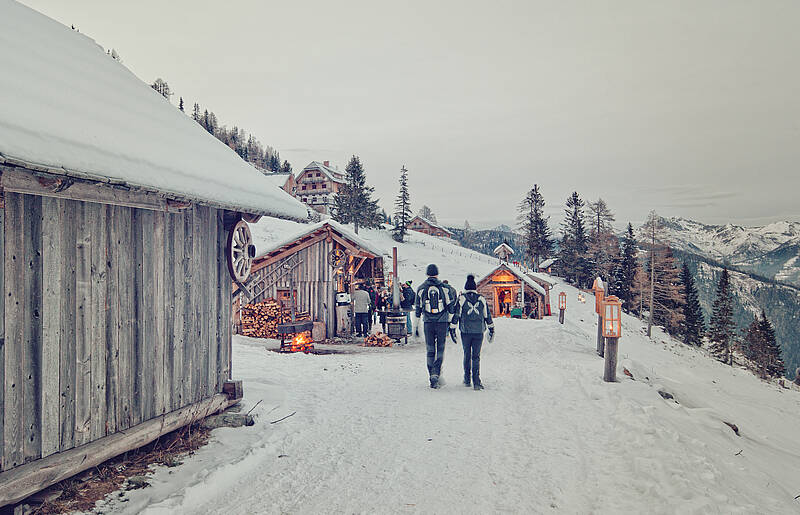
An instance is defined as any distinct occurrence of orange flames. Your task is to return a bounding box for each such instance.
[286,331,314,353]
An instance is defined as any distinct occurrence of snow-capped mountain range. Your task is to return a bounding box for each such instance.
[655,217,800,286]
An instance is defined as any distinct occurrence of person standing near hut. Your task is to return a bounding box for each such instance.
[352,284,372,338]
[450,274,494,390]
[414,264,457,389]
[377,288,389,332]
[401,280,416,333]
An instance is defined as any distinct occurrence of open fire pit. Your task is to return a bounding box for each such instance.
[276,321,315,353]
[385,310,408,344]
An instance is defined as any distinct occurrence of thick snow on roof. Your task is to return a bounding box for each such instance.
[252,219,385,260]
[261,172,292,189]
[0,0,308,220]
[539,258,558,269]
[527,271,556,287]
[493,242,514,254]
[478,264,547,296]
[300,161,346,184]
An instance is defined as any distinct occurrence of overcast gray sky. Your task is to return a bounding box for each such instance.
[19,0,800,228]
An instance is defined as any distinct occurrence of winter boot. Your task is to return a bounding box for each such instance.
[473,383,484,391]
[430,375,440,389]
[463,377,471,387]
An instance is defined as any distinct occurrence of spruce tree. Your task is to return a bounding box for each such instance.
[680,261,704,345]
[759,310,785,377]
[179,97,184,112]
[613,223,639,312]
[332,155,381,234]
[280,160,292,174]
[559,192,590,287]
[517,185,552,270]
[708,268,736,365]
[392,166,412,242]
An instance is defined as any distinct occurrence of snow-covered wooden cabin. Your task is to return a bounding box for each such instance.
[493,242,514,263]
[538,257,558,275]
[406,215,454,239]
[0,1,308,506]
[234,221,385,338]
[476,264,547,319]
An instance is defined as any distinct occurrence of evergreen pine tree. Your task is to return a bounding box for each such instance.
[708,268,736,365]
[280,160,292,174]
[332,155,381,234]
[192,103,201,122]
[759,310,785,378]
[517,185,552,270]
[558,192,590,287]
[179,97,184,112]
[150,78,172,100]
[392,166,412,242]
[680,261,704,345]
[613,223,639,312]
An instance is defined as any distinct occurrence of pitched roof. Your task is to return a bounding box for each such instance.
[409,215,453,236]
[253,220,385,260]
[261,172,293,189]
[300,161,346,184]
[477,264,546,296]
[539,258,558,269]
[0,0,308,220]
[493,242,514,255]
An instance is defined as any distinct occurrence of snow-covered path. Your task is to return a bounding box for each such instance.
[105,284,800,514]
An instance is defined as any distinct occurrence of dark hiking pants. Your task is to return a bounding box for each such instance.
[355,312,369,336]
[424,322,448,377]
[461,332,483,385]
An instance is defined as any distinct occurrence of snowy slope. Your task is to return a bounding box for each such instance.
[0,0,308,220]
[91,226,800,514]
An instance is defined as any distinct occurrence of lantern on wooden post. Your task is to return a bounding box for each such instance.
[602,295,622,382]
[592,277,605,357]
[558,292,566,324]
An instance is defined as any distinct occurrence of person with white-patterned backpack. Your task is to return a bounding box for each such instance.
[414,264,457,389]
[449,274,494,390]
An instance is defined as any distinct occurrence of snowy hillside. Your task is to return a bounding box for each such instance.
[91,223,800,514]
[656,217,800,285]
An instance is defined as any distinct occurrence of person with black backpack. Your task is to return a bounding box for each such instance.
[450,274,494,390]
[414,264,457,389]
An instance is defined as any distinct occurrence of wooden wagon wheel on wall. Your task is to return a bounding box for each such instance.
[227,219,256,283]
[328,248,346,269]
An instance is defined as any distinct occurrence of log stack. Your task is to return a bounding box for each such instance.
[240,299,310,339]
[363,332,393,347]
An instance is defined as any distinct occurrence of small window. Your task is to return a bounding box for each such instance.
[322,183,326,189]
[302,197,308,202]
[301,185,306,190]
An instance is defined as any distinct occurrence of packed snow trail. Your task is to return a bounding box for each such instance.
[99,284,800,514]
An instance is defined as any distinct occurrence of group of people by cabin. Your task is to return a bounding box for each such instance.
[350,279,417,337]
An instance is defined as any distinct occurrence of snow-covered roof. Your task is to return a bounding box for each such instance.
[478,263,547,296]
[261,172,293,189]
[409,215,453,236]
[0,1,308,221]
[300,161,346,184]
[527,271,556,287]
[494,242,514,255]
[539,258,558,269]
[254,220,385,260]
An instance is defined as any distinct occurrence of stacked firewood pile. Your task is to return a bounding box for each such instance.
[240,299,310,339]
[363,332,393,347]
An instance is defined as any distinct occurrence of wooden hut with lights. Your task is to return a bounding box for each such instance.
[0,2,309,506]
[233,221,385,338]
[476,264,547,319]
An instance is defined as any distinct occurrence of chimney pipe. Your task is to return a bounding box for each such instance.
[392,247,400,309]
[323,160,330,167]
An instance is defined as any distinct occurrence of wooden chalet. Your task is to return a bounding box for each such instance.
[295,161,346,215]
[538,257,558,275]
[476,264,547,319]
[407,215,454,239]
[234,221,385,338]
[0,2,309,506]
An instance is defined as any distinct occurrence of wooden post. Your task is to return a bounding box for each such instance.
[596,314,604,357]
[603,337,618,382]
[558,308,564,324]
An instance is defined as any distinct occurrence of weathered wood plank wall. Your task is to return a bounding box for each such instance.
[0,192,232,472]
